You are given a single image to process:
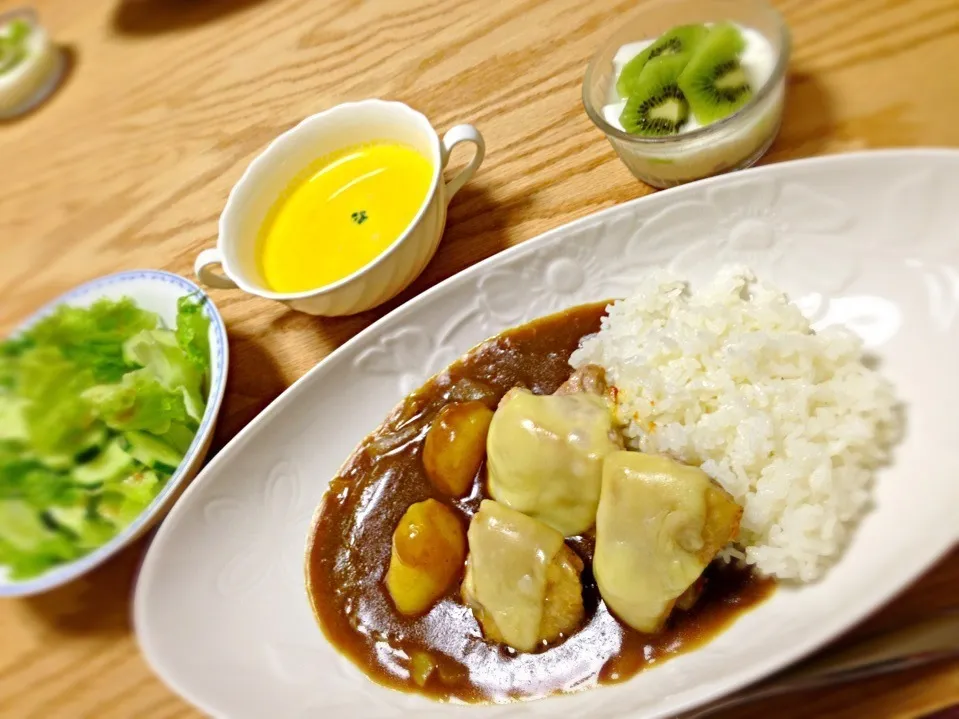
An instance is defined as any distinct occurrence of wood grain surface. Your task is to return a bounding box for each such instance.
[1,0,957,716]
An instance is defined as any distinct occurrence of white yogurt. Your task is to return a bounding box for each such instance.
[0,18,63,119]
[598,24,784,186]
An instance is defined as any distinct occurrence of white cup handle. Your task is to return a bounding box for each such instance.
[440,124,485,202]
[195,248,238,290]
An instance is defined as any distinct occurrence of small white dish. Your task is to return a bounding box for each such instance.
[136,150,959,718]
[0,270,229,598]
[195,99,485,317]
[0,9,67,120]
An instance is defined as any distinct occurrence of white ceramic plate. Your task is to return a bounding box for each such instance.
[0,270,229,597]
[135,150,959,719]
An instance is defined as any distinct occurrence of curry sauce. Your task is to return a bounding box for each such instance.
[306,302,774,703]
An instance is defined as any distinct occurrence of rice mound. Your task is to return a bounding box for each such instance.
[570,266,900,582]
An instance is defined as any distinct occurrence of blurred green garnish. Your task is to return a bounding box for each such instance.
[0,19,31,76]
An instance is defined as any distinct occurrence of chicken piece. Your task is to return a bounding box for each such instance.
[554,364,609,397]
[486,387,622,536]
[423,401,494,498]
[594,451,741,633]
[538,544,586,643]
[461,500,585,652]
[674,576,706,612]
[386,499,467,616]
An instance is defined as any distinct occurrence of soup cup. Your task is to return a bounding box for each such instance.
[195,99,485,316]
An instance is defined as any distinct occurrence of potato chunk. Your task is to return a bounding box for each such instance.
[423,401,494,498]
[386,499,467,616]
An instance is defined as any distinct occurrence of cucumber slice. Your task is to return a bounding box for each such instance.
[0,499,50,551]
[73,440,134,486]
[75,425,109,458]
[123,430,183,472]
[47,505,116,550]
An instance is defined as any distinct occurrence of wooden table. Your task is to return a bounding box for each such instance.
[1,0,957,716]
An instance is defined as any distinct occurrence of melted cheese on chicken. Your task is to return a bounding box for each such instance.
[594,451,742,633]
[462,500,584,652]
[486,388,620,536]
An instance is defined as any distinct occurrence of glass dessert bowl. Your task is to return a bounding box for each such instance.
[582,0,790,188]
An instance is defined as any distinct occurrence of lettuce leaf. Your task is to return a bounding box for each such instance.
[122,330,206,423]
[18,347,98,460]
[0,394,27,442]
[83,369,192,435]
[175,295,211,373]
[0,335,31,390]
[25,297,157,383]
[99,470,163,526]
[157,422,197,454]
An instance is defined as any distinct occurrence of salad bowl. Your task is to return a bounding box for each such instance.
[0,270,229,597]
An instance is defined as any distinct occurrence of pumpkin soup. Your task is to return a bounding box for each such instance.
[258,142,433,293]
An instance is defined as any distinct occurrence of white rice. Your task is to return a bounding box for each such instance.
[570,266,900,582]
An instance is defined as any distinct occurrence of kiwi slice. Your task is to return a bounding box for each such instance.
[619,54,690,137]
[678,23,752,125]
[616,24,707,99]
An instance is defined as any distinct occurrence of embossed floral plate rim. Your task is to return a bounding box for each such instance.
[135,149,959,719]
